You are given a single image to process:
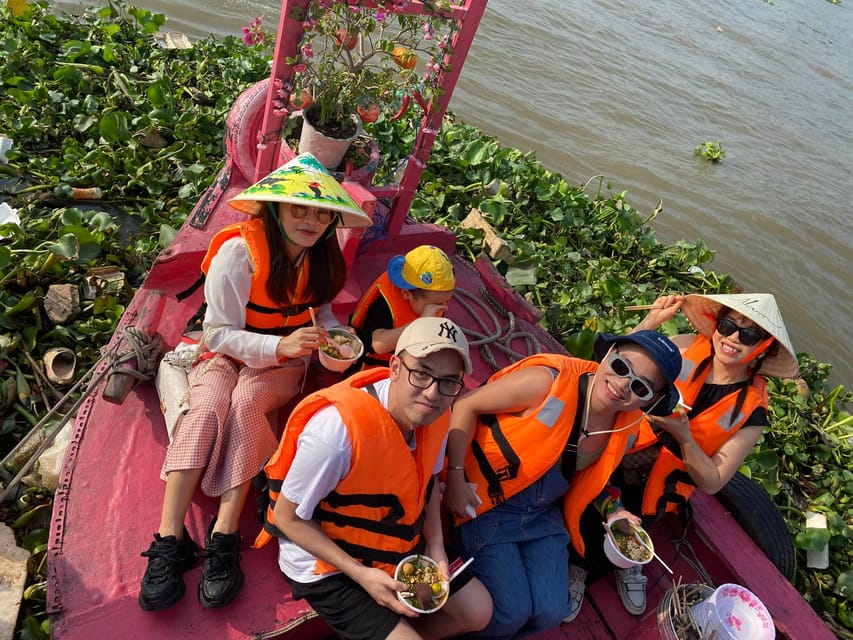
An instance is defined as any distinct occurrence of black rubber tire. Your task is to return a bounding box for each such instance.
[714,472,795,580]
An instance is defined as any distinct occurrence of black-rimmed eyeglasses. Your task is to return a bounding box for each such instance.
[399,359,464,397]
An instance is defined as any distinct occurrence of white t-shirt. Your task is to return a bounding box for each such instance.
[277,378,447,583]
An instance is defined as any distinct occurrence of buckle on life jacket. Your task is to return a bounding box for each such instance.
[495,465,515,481]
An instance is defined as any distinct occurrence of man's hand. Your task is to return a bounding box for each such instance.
[353,565,419,617]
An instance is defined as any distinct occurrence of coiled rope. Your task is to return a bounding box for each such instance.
[107,326,163,386]
[453,287,541,372]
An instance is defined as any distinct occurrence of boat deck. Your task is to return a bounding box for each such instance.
[47,206,831,639]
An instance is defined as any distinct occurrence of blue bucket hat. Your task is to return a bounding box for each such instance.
[593,330,683,416]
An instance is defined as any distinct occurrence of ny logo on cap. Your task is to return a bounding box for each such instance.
[438,321,459,343]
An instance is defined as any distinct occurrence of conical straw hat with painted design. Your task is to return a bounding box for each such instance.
[228,153,372,228]
[681,293,798,378]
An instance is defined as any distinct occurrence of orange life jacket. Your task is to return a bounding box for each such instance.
[632,335,768,517]
[349,272,420,367]
[561,409,644,557]
[452,354,594,521]
[200,219,314,334]
[253,368,448,576]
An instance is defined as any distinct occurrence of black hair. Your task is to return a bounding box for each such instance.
[262,205,346,307]
[690,307,779,426]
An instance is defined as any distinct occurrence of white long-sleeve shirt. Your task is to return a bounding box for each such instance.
[202,237,338,369]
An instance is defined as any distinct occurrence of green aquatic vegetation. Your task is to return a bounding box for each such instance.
[694,140,726,162]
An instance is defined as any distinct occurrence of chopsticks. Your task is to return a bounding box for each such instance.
[308,306,317,327]
[623,304,663,311]
[449,557,474,582]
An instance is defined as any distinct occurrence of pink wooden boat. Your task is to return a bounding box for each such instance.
[47,1,833,638]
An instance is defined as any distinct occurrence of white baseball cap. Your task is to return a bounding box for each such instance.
[395,317,472,375]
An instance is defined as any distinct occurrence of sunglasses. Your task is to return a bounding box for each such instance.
[715,317,766,347]
[290,205,335,225]
[608,349,656,401]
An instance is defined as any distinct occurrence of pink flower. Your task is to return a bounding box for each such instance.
[241,16,266,47]
[293,63,307,73]
[301,43,314,59]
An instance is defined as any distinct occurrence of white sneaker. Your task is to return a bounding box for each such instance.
[562,564,588,623]
[616,565,647,614]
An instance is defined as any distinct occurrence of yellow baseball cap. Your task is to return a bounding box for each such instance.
[387,245,455,292]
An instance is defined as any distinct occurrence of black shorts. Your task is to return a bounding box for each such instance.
[289,561,476,640]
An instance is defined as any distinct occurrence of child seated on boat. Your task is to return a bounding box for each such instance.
[254,317,493,640]
[567,293,798,620]
[443,330,683,639]
[348,244,456,370]
[138,153,372,612]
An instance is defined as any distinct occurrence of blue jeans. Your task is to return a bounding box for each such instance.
[453,465,571,640]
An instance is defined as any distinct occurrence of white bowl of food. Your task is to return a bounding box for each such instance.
[318,328,364,372]
[395,554,449,614]
[602,518,654,569]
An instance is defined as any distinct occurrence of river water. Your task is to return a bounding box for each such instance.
[58,0,853,387]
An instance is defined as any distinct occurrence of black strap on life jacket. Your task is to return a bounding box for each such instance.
[471,413,521,507]
[254,468,273,526]
[315,491,425,537]
[177,274,206,301]
[246,300,312,317]
[656,468,696,520]
[335,538,424,569]
[560,374,589,481]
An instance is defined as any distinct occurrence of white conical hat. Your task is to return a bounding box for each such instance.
[681,293,798,378]
[228,153,372,228]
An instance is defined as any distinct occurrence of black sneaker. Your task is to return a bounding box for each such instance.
[198,522,244,608]
[138,529,199,611]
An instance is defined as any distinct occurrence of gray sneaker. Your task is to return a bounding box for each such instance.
[616,565,648,614]
[562,564,588,623]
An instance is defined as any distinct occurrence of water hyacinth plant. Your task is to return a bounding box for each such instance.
[694,139,726,162]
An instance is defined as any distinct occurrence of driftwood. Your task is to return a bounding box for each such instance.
[460,208,514,263]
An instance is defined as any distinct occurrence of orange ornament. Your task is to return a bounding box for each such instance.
[392,46,417,70]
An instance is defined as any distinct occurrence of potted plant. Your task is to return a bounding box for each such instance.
[282,0,461,169]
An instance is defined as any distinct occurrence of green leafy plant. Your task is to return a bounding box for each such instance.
[282,0,461,137]
[694,140,726,162]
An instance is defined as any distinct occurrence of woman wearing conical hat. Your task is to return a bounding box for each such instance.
[138,153,372,613]
[567,292,798,620]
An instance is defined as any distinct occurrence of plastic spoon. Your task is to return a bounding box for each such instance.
[633,528,673,574]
